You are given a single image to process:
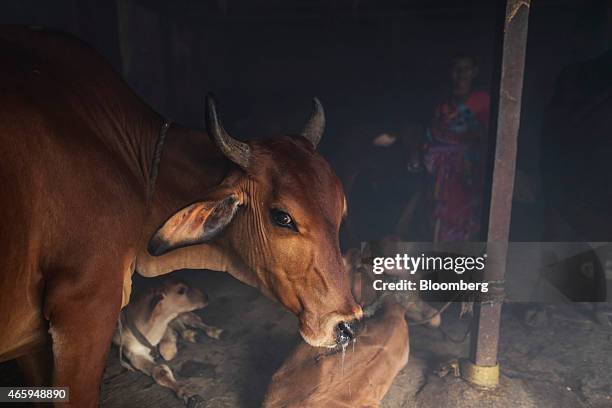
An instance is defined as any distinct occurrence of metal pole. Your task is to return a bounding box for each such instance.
[462,0,530,388]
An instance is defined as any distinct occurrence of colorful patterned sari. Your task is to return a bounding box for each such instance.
[424,90,490,241]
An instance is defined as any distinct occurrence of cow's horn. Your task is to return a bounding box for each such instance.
[205,93,250,169]
[301,97,325,148]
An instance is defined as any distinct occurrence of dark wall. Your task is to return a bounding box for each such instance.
[113,0,501,170]
[1,0,608,240]
[1,0,122,71]
[519,1,609,176]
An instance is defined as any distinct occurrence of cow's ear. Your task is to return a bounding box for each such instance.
[148,195,241,256]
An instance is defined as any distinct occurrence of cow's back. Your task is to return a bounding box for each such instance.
[0,27,154,360]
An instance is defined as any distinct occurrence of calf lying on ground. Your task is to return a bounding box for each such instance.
[263,299,409,408]
[113,278,222,405]
[262,251,437,407]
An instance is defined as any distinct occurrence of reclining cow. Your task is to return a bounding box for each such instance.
[262,299,409,408]
[114,277,221,406]
[0,27,361,406]
[262,251,443,408]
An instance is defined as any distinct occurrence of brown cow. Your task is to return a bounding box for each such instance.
[262,299,409,408]
[114,278,221,405]
[0,27,361,406]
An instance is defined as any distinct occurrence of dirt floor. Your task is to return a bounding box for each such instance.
[97,270,612,408]
[0,268,610,407]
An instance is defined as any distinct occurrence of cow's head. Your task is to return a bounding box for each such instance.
[371,123,424,173]
[148,95,362,347]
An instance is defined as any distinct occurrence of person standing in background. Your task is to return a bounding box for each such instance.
[424,54,490,241]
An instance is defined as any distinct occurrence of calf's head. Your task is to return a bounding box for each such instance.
[148,95,362,347]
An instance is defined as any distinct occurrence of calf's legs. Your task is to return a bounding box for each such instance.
[172,311,223,340]
[159,328,179,361]
[159,311,222,361]
[123,348,193,404]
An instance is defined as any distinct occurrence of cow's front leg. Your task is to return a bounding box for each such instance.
[125,349,197,406]
[16,343,53,386]
[177,312,223,340]
[195,322,223,341]
[159,327,179,361]
[44,264,123,407]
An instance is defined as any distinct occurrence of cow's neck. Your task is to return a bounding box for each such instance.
[135,126,259,288]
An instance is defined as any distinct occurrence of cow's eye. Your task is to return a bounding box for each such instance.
[177,287,187,295]
[271,209,298,232]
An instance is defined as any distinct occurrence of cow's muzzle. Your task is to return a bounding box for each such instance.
[335,320,357,345]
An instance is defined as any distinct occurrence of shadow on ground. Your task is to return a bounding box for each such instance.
[1,271,608,406]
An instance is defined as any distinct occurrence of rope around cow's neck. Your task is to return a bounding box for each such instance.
[146,119,172,207]
[118,119,172,367]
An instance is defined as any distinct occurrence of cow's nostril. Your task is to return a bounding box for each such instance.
[336,321,355,345]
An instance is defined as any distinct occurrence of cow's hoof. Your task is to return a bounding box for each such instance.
[183,329,199,343]
[207,327,223,340]
[186,394,204,408]
[219,329,228,340]
[195,327,224,342]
